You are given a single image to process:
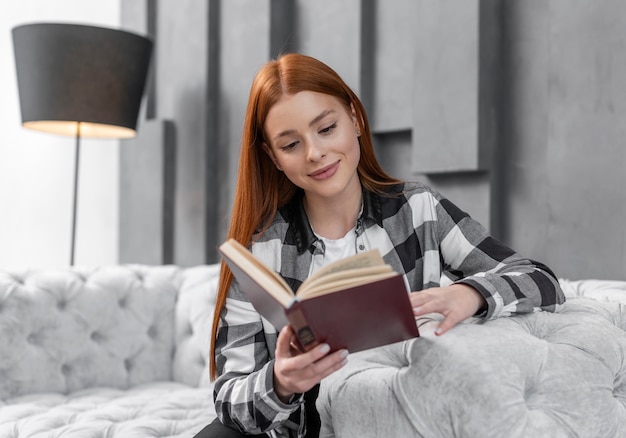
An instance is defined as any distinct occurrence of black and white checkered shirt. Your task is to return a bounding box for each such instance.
[213,181,565,437]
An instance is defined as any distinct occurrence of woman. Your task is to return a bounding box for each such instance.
[194,53,565,438]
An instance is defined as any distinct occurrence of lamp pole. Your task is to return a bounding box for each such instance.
[70,122,81,266]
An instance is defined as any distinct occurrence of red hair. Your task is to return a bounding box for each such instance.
[209,53,400,379]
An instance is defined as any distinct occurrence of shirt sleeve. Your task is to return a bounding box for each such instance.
[213,280,306,438]
[433,193,566,319]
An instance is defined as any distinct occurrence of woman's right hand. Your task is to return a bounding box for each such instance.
[273,325,349,403]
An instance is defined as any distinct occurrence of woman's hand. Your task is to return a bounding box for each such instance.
[273,325,348,403]
[410,283,486,336]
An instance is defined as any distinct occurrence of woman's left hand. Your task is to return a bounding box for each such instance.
[409,284,486,336]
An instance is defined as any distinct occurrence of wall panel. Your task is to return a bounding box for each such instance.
[120,0,626,280]
[296,0,363,93]
[370,0,415,132]
[217,0,273,246]
[119,120,175,264]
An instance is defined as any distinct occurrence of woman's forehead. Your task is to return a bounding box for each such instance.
[265,91,347,130]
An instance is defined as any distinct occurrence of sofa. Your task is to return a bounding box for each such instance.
[0,264,219,438]
[317,279,626,437]
[2,264,626,437]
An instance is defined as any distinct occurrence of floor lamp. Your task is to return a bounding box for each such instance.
[12,23,152,265]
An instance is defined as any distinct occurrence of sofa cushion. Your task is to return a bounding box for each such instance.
[0,382,215,438]
[0,265,185,400]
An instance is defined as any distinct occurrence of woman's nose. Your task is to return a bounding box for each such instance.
[305,138,326,162]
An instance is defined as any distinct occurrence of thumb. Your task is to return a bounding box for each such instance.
[276,325,294,358]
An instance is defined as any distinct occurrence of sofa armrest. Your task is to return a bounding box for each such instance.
[173,264,221,387]
[559,278,626,304]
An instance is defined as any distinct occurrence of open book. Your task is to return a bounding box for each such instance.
[218,238,420,353]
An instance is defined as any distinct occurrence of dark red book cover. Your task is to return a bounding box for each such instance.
[286,274,420,353]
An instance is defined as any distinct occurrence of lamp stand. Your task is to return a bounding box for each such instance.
[12,24,153,266]
[70,122,81,266]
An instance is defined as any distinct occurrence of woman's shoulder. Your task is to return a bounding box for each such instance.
[250,220,285,269]
[381,180,441,201]
[374,181,447,223]
[252,210,290,243]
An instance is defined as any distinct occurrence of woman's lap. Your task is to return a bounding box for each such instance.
[193,418,270,438]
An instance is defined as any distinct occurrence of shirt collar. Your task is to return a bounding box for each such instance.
[284,187,384,254]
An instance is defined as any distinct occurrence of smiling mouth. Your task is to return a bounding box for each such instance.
[309,161,340,180]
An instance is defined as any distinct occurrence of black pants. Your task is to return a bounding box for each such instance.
[193,418,270,437]
[194,386,320,437]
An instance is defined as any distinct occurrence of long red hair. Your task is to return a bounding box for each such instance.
[209,53,400,379]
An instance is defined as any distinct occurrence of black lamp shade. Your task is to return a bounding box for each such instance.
[12,23,153,138]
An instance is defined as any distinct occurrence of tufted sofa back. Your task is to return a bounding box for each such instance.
[0,264,220,400]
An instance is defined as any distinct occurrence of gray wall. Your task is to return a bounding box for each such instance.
[501,0,626,281]
[120,0,626,281]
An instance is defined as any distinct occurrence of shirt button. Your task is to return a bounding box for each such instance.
[359,244,365,251]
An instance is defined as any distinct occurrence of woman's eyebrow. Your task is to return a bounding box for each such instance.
[273,109,336,141]
[308,109,335,127]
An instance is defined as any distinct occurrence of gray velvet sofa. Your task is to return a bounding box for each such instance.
[317,279,626,437]
[2,264,626,437]
[0,264,219,438]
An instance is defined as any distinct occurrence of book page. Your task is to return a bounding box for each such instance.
[299,270,398,299]
[304,249,386,285]
[299,265,393,297]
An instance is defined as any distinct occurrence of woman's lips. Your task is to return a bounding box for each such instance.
[309,161,340,180]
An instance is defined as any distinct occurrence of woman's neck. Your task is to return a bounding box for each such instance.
[303,185,363,240]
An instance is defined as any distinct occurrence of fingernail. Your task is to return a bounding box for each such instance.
[435,327,443,336]
[339,349,349,358]
[412,307,421,313]
[319,343,330,354]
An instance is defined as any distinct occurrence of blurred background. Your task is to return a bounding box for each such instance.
[1,0,625,281]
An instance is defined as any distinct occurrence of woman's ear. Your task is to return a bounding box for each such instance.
[263,142,282,171]
[350,103,362,136]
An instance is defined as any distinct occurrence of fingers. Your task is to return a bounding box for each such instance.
[410,290,457,336]
[434,313,463,336]
[277,326,345,365]
[410,284,486,336]
[274,327,349,400]
[276,344,348,397]
[311,344,349,378]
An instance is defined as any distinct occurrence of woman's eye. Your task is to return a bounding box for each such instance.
[319,123,337,134]
[280,141,298,151]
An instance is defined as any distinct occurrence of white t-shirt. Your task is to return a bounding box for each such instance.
[310,226,357,274]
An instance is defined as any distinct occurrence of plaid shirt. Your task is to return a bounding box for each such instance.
[213,181,565,437]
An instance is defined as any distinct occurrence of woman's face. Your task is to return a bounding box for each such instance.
[263,91,362,202]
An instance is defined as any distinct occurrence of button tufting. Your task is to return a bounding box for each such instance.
[118,297,127,308]
[124,358,133,371]
[61,363,71,375]
[57,300,67,310]
[10,275,24,285]
[27,332,38,344]
[147,325,158,339]
[91,331,104,343]
[181,322,193,337]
